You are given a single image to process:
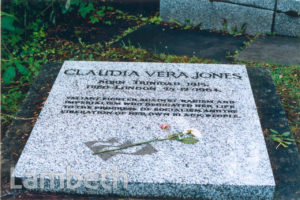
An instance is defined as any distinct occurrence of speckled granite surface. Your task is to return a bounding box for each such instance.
[160,0,274,35]
[160,0,300,36]
[12,62,275,199]
[2,62,300,199]
[229,0,275,9]
[275,0,300,36]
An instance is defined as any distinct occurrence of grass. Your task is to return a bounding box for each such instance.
[236,62,300,145]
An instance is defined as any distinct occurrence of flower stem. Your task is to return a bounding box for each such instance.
[93,137,170,155]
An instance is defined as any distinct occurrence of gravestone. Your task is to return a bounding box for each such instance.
[13,61,275,199]
[275,0,300,37]
[160,0,274,35]
[160,0,300,37]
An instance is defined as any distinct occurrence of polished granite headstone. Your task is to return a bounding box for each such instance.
[13,62,275,199]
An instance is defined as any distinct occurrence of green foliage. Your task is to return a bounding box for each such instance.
[167,131,199,144]
[179,137,199,144]
[168,18,202,31]
[1,0,54,117]
[269,129,295,149]
[78,2,94,18]
[1,88,26,114]
[183,18,193,30]
[220,18,247,36]
[85,4,114,25]
[3,67,16,84]
[1,12,23,47]
[96,10,105,17]
[169,18,182,26]
[2,27,47,83]
[1,11,18,31]
[229,23,247,35]
[1,0,115,89]
[148,16,162,25]
[63,1,115,26]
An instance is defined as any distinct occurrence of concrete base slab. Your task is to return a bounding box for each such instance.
[236,36,300,65]
[113,24,248,62]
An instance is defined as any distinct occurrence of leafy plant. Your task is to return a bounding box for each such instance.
[229,23,247,35]
[78,2,94,18]
[183,18,193,29]
[269,129,295,149]
[148,16,162,25]
[169,18,182,26]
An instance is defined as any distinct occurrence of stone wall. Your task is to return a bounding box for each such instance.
[160,0,300,37]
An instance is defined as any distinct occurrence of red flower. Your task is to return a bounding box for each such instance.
[160,124,170,130]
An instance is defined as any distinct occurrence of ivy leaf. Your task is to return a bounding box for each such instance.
[96,10,105,17]
[65,0,71,10]
[3,66,16,84]
[179,137,198,144]
[281,143,288,148]
[79,2,94,18]
[90,16,99,24]
[285,142,292,145]
[2,16,15,31]
[269,134,276,139]
[285,138,295,142]
[282,132,290,137]
[104,21,112,26]
[273,138,282,142]
[1,11,19,21]
[270,129,279,134]
[16,64,30,75]
[107,6,114,11]
[70,0,80,5]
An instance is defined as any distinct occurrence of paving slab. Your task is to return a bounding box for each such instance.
[160,0,274,35]
[113,24,248,63]
[236,36,300,65]
[2,63,300,199]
